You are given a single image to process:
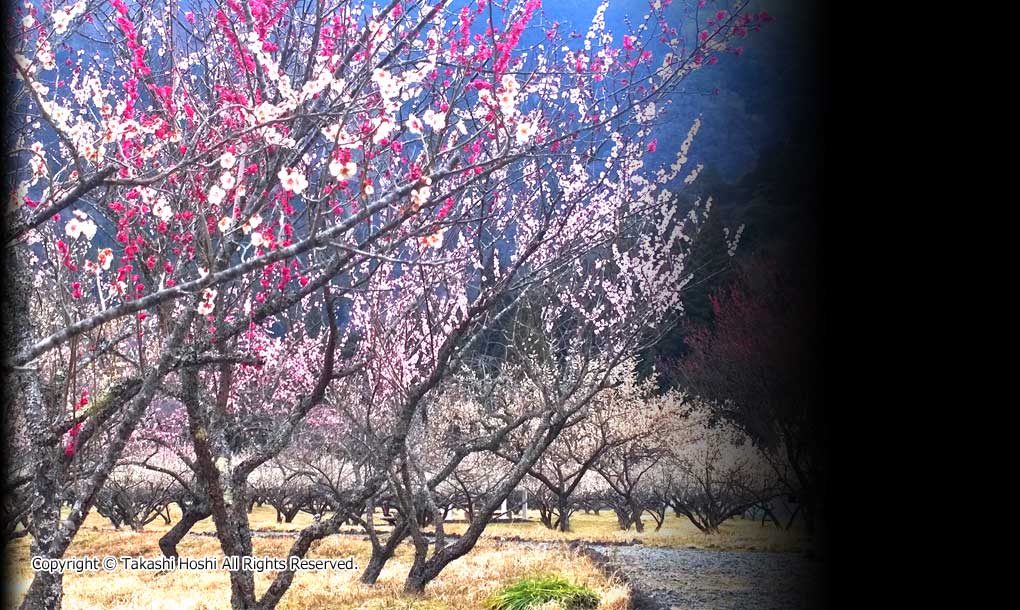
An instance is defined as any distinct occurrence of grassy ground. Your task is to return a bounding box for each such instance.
[440,511,808,552]
[5,534,628,610]
[72,505,806,551]
[5,506,804,609]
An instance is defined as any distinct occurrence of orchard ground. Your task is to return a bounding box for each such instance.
[5,507,809,610]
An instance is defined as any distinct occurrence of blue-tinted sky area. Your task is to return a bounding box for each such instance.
[22,0,818,187]
[544,0,819,182]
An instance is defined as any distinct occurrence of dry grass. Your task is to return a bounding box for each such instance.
[5,508,629,610]
[442,512,809,552]
[5,505,804,609]
[75,505,805,551]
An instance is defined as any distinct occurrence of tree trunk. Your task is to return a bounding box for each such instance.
[404,425,572,593]
[222,503,259,610]
[539,504,554,529]
[556,495,571,532]
[404,563,439,595]
[762,506,781,528]
[15,344,65,609]
[19,571,63,610]
[403,564,430,595]
[403,536,431,594]
[630,501,644,533]
[361,554,389,586]
[361,522,409,585]
[19,454,62,610]
[180,369,259,610]
[12,254,65,610]
[159,505,211,558]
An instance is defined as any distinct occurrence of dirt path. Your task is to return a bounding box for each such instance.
[185,529,825,609]
[585,544,825,610]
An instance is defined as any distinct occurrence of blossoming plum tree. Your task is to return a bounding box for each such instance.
[507,365,661,532]
[659,408,778,534]
[671,257,824,531]
[591,388,684,532]
[3,0,767,607]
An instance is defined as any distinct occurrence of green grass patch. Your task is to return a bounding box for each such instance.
[485,574,599,610]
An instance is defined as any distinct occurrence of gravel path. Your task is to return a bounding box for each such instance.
[187,530,825,609]
[586,544,824,610]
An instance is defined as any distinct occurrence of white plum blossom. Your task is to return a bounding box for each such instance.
[406,114,424,135]
[29,142,46,176]
[36,42,56,71]
[277,167,308,194]
[515,121,537,145]
[242,213,262,234]
[410,185,431,209]
[219,152,236,169]
[372,68,400,110]
[52,10,71,34]
[263,128,296,148]
[108,280,128,299]
[501,74,519,90]
[683,164,704,185]
[218,216,232,232]
[252,101,281,124]
[64,212,97,241]
[50,1,85,35]
[153,199,173,222]
[371,116,395,144]
[422,108,446,131]
[80,219,96,240]
[207,185,226,206]
[64,218,82,239]
[639,102,657,123]
[329,159,357,180]
[498,74,520,117]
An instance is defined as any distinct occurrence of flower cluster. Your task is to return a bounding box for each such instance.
[197,288,217,316]
[64,210,98,241]
[277,167,309,195]
[51,0,87,36]
[423,108,447,131]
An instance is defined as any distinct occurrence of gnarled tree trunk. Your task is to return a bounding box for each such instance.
[159,504,212,558]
